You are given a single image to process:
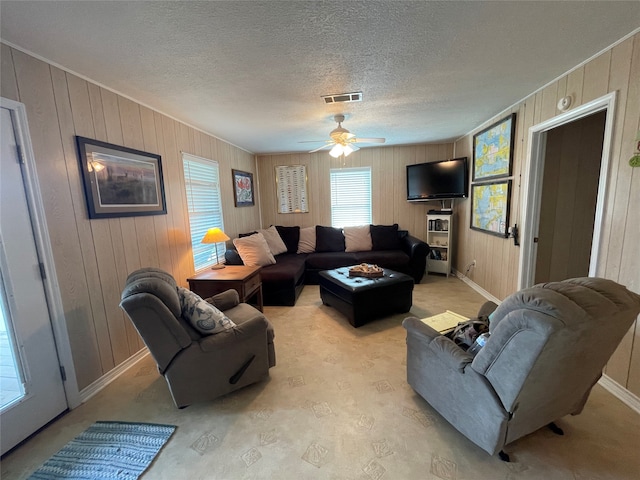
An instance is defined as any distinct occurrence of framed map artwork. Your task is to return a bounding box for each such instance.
[470,180,511,237]
[472,113,516,181]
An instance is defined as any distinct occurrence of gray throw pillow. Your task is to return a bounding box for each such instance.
[178,287,236,335]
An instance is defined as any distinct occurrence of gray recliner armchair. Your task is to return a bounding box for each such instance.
[403,277,640,459]
[120,267,275,408]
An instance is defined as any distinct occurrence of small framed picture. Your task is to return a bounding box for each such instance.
[232,169,255,207]
[75,136,166,219]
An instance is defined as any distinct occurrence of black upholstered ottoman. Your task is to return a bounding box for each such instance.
[319,267,414,327]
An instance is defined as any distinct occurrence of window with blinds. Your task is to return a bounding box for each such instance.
[330,167,372,228]
[182,153,225,271]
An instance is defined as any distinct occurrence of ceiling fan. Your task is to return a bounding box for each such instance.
[302,114,385,157]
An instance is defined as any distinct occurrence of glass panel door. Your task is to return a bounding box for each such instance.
[0,268,26,409]
[0,102,68,455]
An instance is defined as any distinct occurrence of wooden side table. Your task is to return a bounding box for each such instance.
[187,265,263,312]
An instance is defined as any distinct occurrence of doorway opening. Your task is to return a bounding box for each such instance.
[519,92,616,289]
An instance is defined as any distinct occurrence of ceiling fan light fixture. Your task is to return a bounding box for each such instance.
[304,114,385,155]
[329,143,354,158]
[329,144,343,158]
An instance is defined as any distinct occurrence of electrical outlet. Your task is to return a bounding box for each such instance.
[464,260,477,276]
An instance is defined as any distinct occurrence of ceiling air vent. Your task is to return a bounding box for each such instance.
[321,92,362,104]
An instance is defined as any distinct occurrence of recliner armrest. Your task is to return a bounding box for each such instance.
[205,289,240,311]
[402,317,440,342]
[198,315,269,352]
[402,317,473,372]
[427,336,474,373]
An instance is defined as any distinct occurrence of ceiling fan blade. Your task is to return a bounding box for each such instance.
[353,137,386,144]
[298,140,329,143]
[308,143,334,153]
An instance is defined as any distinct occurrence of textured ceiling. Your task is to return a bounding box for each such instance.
[1,1,639,155]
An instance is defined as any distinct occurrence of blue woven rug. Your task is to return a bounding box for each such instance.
[28,421,176,479]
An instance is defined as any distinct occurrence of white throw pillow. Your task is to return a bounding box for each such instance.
[297,226,316,253]
[258,225,288,256]
[233,232,276,267]
[178,287,236,335]
[344,225,373,252]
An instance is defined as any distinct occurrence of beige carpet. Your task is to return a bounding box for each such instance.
[3,276,640,479]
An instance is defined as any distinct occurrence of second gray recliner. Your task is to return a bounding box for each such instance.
[403,277,640,458]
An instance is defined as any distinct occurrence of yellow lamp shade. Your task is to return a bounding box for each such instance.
[201,228,230,244]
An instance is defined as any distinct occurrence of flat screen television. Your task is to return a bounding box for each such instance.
[406,157,468,201]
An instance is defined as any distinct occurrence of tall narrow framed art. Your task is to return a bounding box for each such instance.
[275,165,308,214]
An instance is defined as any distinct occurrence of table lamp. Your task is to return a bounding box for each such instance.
[201,227,230,269]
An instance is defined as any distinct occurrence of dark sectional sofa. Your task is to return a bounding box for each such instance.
[225,224,430,306]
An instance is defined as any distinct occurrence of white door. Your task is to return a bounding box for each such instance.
[0,105,67,455]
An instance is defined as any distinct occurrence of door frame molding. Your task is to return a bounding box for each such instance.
[1,97,80,407]
[518,91,617,290]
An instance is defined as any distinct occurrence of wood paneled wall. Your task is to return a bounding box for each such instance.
[1,44,261,390]
[257,144,454,238]
[453,33,640,395]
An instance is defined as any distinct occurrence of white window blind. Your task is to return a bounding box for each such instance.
[330,167,372,228]
[182,153,225,271]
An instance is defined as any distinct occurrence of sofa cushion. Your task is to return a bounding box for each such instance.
[315,225,346,252]
[178,287,236,335]
[275,225,301,254]
[260,253,307,287]
[261,253,307,306]
[258,225,288,256]
[344,225,373,252]
[305,252,359,270]
[354,250,410,269]
[297,226,316,253]
[370,224,401,250]
[233,233,276,267]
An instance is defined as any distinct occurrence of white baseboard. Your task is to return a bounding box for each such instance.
[79,348,150,404]
[453,269,502,305]
[598,374,640,415]
[452,270,640,415]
